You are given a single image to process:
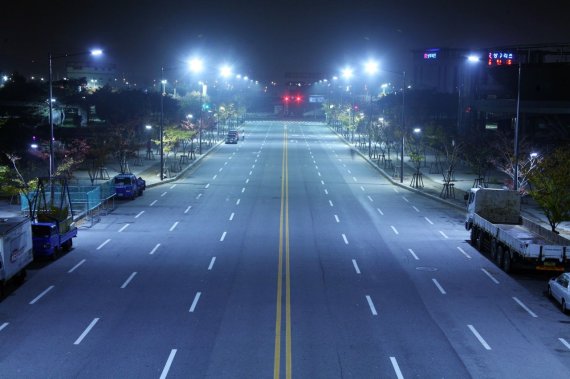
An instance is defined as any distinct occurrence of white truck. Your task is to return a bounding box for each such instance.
[1,217,34,298]
[465,188,569,273]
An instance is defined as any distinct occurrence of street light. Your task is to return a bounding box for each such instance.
[189,58,207,154]
[48,48,102,178]
[159,67,168,180]
[513,60,522,191]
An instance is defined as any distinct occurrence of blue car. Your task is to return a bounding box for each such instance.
[114,173,146,199]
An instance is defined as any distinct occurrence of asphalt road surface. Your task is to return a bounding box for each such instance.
[1,121,569,378]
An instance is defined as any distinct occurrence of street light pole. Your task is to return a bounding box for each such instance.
[400,70,406,183]
[48,52,54,178]
[160,66,165,181]
[513,61,522,192]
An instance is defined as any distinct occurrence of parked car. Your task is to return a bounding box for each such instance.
[114,173,146,199]
[548,272,570,313]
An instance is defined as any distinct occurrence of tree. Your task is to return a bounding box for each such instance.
[528,148,570,233]
[0,154,38,219]
[490,132,539,195]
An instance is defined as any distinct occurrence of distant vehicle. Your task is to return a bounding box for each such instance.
[225,130,239,144]
[548,273,570,313]
[0,217,33,298]
[114,173,146,199]
[465,188,569,273]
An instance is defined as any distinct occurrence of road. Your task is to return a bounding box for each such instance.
[1,120,569,378]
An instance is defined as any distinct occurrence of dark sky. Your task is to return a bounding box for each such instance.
[2,0,569,84]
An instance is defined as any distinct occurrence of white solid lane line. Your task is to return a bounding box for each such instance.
[390,357,404,379]
[169,222,179,232]
[229,212,235,221]
[559,338,570,351]
[424,217,434,225]
[68,259,86,273]
[439,231,449,239]
[118,224,129,233]
[97,239,111,250]
[391,226,399,235]
[467,324,492,350]
[352,259,361,274]
[189,292,202,312]
[342,234,349,245]
[457,246,471,259]
[149,243,161,255]
[220,231,227,241]
[481,268,500,284]
[512,297,538,318]
[432,279,447,294]
[170,184,177,189]
[29,285,55,305]
[161,192,167,197]
[0,322,8,332]
[120,272,138,289]
[184,206,192,214]
[208,257,216,271]
[74,318,100,345]
[329,200,334,207]
[160,349,177,379]
[377,208,384,216]
[366,295,378,316]
[135,211,145,218]
[407,249,419,260]
[334,215,340,223]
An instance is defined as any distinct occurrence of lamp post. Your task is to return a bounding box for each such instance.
[48,48,102,177]
[160,67,166,180]
[513,61,522,191]
[400,71,406,183]
[363,59,379,158]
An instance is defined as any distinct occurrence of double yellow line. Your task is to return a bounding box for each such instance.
[274,126,292,378]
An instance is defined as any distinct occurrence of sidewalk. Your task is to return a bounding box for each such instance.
[0,139,223,218]
[333,129,570,243]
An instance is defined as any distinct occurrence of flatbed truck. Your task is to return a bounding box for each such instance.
[465,188,569,273]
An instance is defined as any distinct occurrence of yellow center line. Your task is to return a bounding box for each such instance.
[274,126,292,378]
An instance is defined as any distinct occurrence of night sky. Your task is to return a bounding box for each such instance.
[1,0,568,84]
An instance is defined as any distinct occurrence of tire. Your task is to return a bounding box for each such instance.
[476,232,483,252]
[490,239,498,261]
[547,285,552,298]
[470,227,477,244]
[502,249,512,273]
[62,239,73,252]
[497,245,504,266]
[563,300,568,314]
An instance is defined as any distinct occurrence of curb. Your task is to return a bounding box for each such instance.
[328,126,466,212]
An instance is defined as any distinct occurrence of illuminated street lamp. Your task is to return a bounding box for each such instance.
[48,48,102,178]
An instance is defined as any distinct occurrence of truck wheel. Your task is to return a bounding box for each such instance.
[476,232,483,252]
[470,227,477,244]
[496,245,504,266]
[15,270,27,285]
[51,248,59,261]
[63,239,73,252]
[502,249,512,273]
[490,239,498,261]
[563,300,568,314]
